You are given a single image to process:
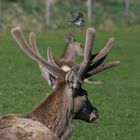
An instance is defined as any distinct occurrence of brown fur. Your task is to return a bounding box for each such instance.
[54,40,83,69]
[0,80,84,140]
[0,116,58,140]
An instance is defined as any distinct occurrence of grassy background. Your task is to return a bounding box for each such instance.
[0,27,140,140]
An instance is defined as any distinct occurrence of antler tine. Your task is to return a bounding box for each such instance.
[86,61,120,78]
[91,37,115,63]
[47,47,60,68]
[29,32,60,69]
[29,32,41,55]
[11,27,66,79]
[78,28,96,83]
[29,32,52,81]
[29,32,58,79]
[47,47,52,63]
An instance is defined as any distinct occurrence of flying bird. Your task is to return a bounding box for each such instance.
[66,12,85,27]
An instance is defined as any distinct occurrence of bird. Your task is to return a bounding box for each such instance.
[66,12,85,27]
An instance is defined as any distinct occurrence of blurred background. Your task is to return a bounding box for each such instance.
[0,1,140,140]
[0,0,140,31]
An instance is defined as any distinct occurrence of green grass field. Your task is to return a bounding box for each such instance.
[0,27,140,140]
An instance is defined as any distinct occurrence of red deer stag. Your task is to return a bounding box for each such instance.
[0,27,120,140]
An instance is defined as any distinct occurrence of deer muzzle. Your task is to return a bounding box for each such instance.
[75,100,99,123]
[89,110,99,122]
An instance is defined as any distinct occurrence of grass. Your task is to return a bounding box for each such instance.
[0,27,140,140]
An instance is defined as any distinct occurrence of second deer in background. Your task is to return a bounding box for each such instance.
[40,34,103,87]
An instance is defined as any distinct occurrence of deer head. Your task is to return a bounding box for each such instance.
[11,27,120,139]
[62,34,84,59]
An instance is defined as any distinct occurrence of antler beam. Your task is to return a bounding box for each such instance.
[78,28,95,83]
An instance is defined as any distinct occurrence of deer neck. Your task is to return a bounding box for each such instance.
[26,80,74,140]
[61,44,76,63]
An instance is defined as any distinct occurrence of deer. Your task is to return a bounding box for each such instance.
[40,34,84,87]
[54,34,84,71]
[0,27,120,140]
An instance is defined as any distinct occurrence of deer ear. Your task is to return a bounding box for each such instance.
[64,34,75,43]
[39,64,57,89]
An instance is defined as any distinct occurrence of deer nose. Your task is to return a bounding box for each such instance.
[89,111,99,122]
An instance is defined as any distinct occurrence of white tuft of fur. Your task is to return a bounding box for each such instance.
[61,65,70,72]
